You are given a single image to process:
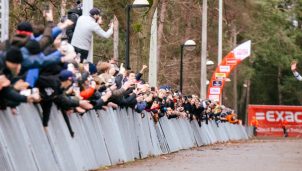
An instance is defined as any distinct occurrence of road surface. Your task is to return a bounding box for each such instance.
[99,138,302,171]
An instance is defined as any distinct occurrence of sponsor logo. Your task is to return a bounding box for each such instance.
[226,58,237,65]
[215,73,226,80]
[255,111,302,123]
[234,49,249,59]
[212,80,222,87]
[209,94,220,101]
[255,112,265,120]
[219,65,230,73]
[209,88,221,95]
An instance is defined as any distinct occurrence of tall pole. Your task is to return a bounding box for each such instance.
[125,5,131,69]
[148,8,158,87]
[232,25,238,113]
[0,0,9,42]
[113,15,119,60]
[180,45,184,93]
[245,79,251,125]
[218,0,223,64]
[200,0,207,99]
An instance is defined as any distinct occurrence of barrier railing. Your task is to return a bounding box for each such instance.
[0,104,249,171]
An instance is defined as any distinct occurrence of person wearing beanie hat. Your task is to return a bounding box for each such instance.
[0,47,24,78]
[0,47,42,110]
[16,21,34,36]
[25,40,41,55]
[5,47,23,64]
[89,8,101,16]
[71,7,115,62]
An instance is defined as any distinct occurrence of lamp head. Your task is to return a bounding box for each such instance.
[184,40,196,51]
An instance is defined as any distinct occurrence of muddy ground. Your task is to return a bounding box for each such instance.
[97,138,302,171]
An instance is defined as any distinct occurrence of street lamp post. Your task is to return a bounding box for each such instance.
[180,40,196,93]
[218,0,223,64]
[125,0,150,69]
[200,0,208,99]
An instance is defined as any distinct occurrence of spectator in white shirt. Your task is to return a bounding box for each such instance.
[71,8,114,62]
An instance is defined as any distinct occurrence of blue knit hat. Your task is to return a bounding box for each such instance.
[135,101,147,113]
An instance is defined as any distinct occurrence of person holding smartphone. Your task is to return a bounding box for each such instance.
[71,8,115,62]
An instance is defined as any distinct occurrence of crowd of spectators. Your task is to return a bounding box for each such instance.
[0,3,240,137]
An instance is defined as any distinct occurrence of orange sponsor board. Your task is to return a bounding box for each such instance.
[248,105,302,137]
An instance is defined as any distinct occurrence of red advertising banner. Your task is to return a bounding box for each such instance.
[248,105,302,137]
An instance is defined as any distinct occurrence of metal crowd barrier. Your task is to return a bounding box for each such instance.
[0,104,249,171]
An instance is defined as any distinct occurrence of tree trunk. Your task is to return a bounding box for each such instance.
[277,66,282,104]
[60,0,66,17]
[157,0,168,67]
[239,80,248,120]
[107,0,159,75]
[139,0,160,79]
[245,79,251,125]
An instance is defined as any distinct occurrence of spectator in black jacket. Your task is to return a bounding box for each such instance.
[0,47,40,110]
[66,1,83,43]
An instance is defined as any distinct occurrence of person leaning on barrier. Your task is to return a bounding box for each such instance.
[1,14,74,89]
[37,34,79,129]
[88,76,113,110]
[50,70,93,137]
[54,70,93,113]
[203,100,210,119]
[291,60,302,81]
[213,105,223,127]
[0,47,40,110]
[71,7,115,62]
[96,61,137,107]
[183,96,193,120]
[205,102,215,122]
[226,111,239,124]
[0,75,10,91]
[191,98,204,127]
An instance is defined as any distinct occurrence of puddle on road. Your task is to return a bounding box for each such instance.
[210,148,223,151]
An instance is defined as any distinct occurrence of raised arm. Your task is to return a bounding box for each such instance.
[93,19,113,38]
[291,60,302,81]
